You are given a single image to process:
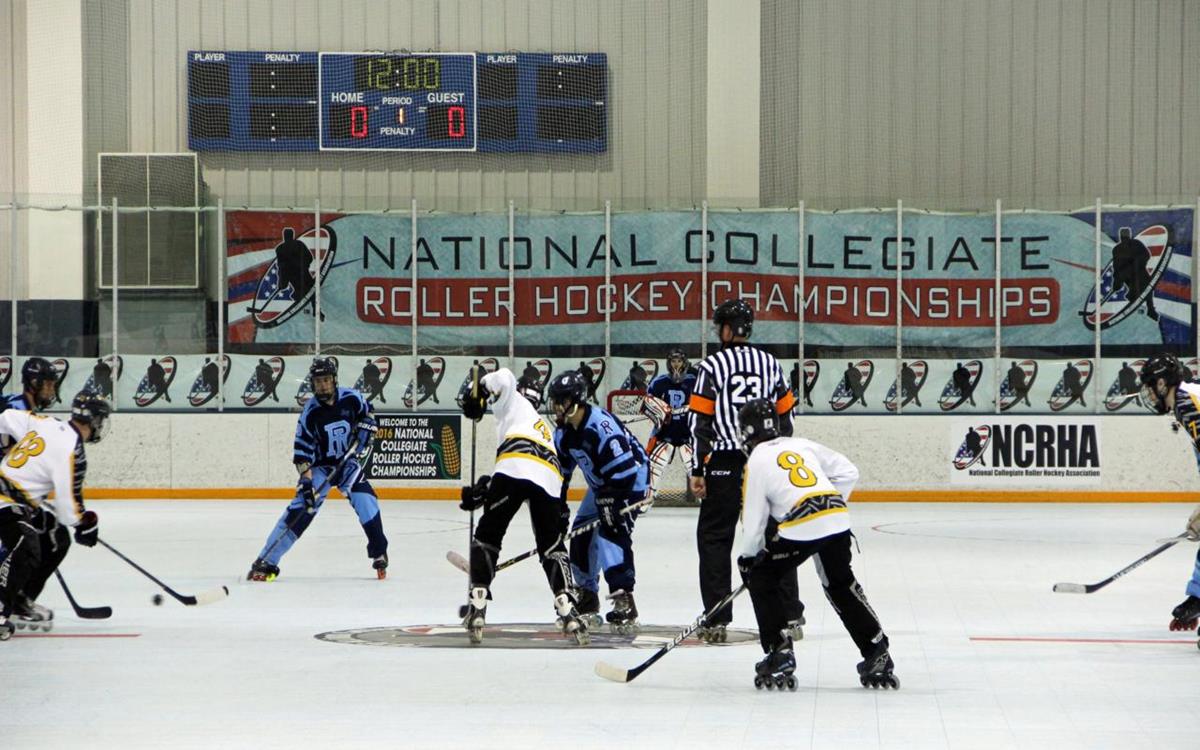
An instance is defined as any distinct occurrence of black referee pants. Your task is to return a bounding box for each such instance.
[698,450,801,625]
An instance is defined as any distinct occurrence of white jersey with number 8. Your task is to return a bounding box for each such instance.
[0,409,88,528]
[739,436,859,557]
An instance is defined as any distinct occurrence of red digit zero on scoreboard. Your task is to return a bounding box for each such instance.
[351,106,368,138]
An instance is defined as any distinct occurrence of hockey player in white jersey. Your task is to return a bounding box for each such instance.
[457,365,589,645]
[1137,354,1200,633]
[735,398,897,690]
[0,395,109,639]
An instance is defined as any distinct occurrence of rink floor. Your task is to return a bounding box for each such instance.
[7,499,1199,750]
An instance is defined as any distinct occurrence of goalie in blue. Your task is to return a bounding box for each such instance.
[549,371,650,634]
[247,357,389,581]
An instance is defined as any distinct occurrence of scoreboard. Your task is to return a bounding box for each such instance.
[187,50,607,153]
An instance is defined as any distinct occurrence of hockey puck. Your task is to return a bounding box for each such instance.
[152,594,164,606]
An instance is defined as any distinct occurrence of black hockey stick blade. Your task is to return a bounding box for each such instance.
[1053,534,1187,594]
[55,571,112,619]
[98,538,229,606]
[595,584,747,684]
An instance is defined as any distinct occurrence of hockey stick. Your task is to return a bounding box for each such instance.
[445,495,655,576]
[256,440,360,566]
[97,538,229,606]
[1053,533,1188,594]
[54,570,112,619]
[595,583,748,684]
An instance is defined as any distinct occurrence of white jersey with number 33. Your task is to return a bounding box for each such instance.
[739,436,859,557]
[0,409,88,528]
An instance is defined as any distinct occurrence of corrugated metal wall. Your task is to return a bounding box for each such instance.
[97,0,707,212]
[762,0,1200,210]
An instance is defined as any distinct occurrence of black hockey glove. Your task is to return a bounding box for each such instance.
[596,494,633,536]
[74,510,99,547]
[737,550,767,582]
[460,474,491,511]
[299,476,318,514]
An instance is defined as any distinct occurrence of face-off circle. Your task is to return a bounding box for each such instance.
[315,623,759,650]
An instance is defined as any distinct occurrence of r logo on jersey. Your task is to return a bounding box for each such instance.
[953,425,991,470]
[324,421,352,458]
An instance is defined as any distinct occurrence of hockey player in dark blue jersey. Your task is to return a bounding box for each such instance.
[549,371,649,634]
[1,357,59,414]
[247,357,388,581]
[643,348,697,501]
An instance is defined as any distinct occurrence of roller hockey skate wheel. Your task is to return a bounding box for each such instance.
[1169,618,1198,632]
[468,628,483,645]
[786,676,797,691]
[754,676,765,689]
[458,604,470,619]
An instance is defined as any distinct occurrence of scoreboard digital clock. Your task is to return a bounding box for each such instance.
[187,50,606,154]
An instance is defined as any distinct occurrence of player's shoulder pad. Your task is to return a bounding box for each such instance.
[648,374,668,389]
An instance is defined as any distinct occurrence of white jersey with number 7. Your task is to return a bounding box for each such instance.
[739,436,859,557]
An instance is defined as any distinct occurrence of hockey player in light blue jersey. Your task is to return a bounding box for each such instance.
[247,357,388,581]
[549,371,650,634]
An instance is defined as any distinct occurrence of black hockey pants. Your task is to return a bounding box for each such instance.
[470,473,573,596]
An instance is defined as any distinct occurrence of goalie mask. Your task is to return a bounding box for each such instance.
[737,398,779,455]
[548,371,587,427]
[1139,353,1185,415]
[666,348,690,384]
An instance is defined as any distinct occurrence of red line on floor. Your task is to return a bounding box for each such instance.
[13,633,142,639]
[971,636,1195,645]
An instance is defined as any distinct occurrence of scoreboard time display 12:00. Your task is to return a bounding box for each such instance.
[186,50,607,153]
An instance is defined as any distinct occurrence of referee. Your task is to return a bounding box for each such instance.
[688,298,800,643]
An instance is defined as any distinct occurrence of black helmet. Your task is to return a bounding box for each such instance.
[309,357,338,404]
[548,371,587,425]
[21,357,59,409]
[667,348,690,383]
[713,299,754,339]
[71,394,112,443]
[738,399,779,454]
[1139,354,1185,414]
[516,376,543,410]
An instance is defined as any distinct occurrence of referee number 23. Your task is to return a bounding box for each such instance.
[729,374,763,403]
[776,450,816,488]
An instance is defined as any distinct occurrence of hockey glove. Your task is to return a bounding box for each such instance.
[354,421,377,460]
[596,494,633,536]
[74,510,99,547]
[299,476,318,514]
[460,474,492,511]
[737,550,767,582]
[1186,504,1200,541]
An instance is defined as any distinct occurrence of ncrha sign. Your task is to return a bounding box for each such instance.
[950,417,1100,486]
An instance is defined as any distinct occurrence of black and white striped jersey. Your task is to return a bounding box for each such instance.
[687,344,795,472]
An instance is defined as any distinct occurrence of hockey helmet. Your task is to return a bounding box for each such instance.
[21,357,59,409]
[738,399,780,455]
[1139,353,1186,415]
[548,371,587,425]
[457,364,490,422]
[516,374,543,411]
[309,357,338,404]
[713,299,754,339]
[71,393,112,444]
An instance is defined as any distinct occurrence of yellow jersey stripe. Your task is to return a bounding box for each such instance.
[496,452,564,481]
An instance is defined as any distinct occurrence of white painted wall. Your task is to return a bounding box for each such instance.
[706,0,759,206]
[86,412,1200,495]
